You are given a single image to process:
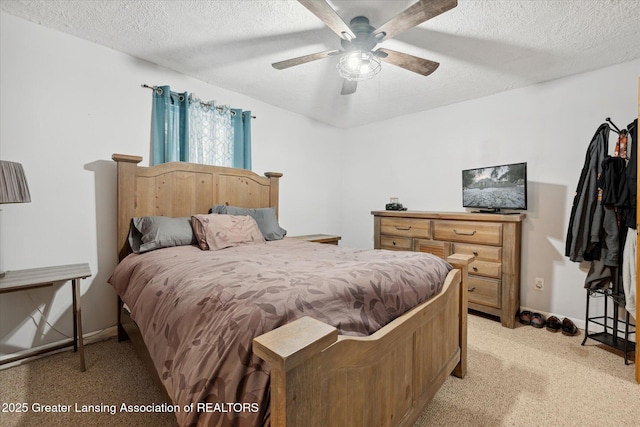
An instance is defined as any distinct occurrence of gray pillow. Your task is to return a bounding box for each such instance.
[209,205,287,241]
[128,216,195,253]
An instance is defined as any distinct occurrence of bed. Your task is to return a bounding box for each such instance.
[110,153,472,427]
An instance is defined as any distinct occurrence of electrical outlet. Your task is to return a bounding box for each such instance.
[534,277,544,291]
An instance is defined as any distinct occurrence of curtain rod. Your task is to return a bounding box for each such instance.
[141,84,256,118]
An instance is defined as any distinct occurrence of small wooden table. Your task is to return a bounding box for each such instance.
[290,234,342,245]
[0,263,92,371]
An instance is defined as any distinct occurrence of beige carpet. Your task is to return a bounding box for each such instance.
[0,314,637,427]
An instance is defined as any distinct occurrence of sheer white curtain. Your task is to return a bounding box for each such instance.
[187,97,234,167]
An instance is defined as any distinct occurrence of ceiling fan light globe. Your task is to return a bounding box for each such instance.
[337,50,381,82]
[346,54,363,72]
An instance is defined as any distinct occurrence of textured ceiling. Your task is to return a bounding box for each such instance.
[2,0,639,128]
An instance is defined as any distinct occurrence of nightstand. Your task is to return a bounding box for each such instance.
[0,263,92,370]
[291,234,342,245]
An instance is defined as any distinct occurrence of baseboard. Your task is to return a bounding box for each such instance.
[0,326,118,370]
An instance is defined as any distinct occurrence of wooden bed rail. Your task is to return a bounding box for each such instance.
[253,254,472,427]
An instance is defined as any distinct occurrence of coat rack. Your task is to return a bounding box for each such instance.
[579,116,637,365]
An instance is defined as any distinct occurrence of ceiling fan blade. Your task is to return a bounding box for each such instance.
[374,0,457,42]
[377,48,439,76]
[298,0,356,40]
[272,49,340,70]
[341,79,357,95]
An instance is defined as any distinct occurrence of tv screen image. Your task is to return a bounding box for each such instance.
[462,162,527,212]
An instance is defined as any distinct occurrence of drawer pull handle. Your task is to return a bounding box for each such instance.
[395,226,412,231]
[392,240,397,246]
[473,251,479,256]
[454,229,476,236]
[467,287,476,292]
[472,266,478,272]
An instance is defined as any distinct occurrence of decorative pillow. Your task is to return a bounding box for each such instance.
[209,205,287,241]
[128,216,195,254]
[191,213,266,251]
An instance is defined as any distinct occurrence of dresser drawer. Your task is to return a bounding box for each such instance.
[433,221,502,245]
[380,218,430,239]
[470,260,501,279]
[414,239,451,259]
[453,243,502,262]
[467,276,501,308]
[380,236,412,251]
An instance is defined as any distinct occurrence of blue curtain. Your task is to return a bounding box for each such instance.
[232,109,252,170]
[151,86,252,170]
[151,86,189,165]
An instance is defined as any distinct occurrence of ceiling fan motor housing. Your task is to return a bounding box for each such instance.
[340,16,379,52]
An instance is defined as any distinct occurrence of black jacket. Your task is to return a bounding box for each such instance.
[566,124,609,262]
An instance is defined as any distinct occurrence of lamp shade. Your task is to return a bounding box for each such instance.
[0,161,31,204]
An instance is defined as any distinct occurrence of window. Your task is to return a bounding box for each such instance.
[149,85,252,169]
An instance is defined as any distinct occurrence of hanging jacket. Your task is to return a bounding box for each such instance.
[565,124,609,262]
[599,155,628,207]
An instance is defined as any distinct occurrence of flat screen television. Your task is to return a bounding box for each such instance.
[462,162,527,213]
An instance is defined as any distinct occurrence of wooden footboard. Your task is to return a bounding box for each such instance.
[253,254,472,427]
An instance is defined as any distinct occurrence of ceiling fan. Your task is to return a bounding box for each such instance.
[272,0,458,95]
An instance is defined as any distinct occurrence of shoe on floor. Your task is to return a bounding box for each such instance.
[531,312,546,328]
[561,318,579,336]
[546,315,561,332]
[518,310,532,325]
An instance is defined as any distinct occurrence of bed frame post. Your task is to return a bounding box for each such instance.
[265,172,283,217]
[253,317,338,427]
[112,154,143,261]
[112,154,143,344]
[447,253,473,379]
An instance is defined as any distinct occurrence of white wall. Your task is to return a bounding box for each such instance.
[340,59,640,324]
[0,12,343,357]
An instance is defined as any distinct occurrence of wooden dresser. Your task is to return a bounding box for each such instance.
[372,211,525,328]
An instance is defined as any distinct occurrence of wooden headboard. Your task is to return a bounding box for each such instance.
[112,154,282,260]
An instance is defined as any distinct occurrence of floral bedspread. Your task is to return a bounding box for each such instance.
[109,238,451,426]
